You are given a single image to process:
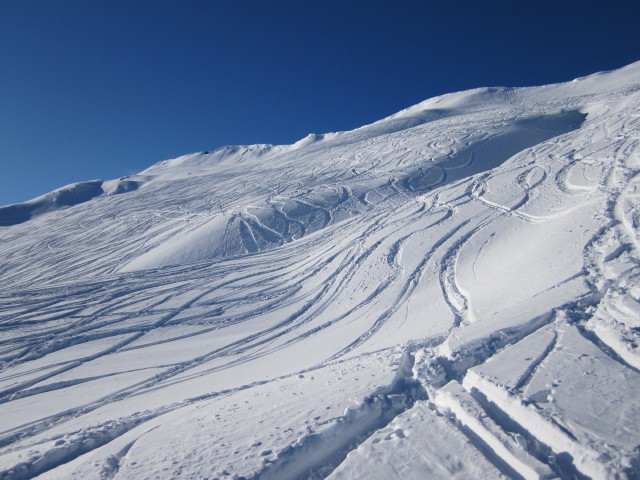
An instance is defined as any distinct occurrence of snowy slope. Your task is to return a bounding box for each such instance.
[1,61,639,480]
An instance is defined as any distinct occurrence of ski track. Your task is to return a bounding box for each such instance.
[1,64,640,479]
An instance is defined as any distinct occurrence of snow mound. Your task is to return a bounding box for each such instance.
[0,177,144,226]
[0,180,103,226]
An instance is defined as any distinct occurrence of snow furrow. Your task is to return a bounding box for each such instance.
[246,353,426,480]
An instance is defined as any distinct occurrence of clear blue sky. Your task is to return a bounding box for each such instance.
[1,0,638,206]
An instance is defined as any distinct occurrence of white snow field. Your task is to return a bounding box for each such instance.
[1,61,640,480]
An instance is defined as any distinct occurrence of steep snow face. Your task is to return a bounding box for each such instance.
[0,61,639,480]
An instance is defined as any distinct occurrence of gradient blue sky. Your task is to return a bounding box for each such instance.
[1,0,638,206]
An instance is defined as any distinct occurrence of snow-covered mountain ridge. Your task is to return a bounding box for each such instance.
[1,61,639,479]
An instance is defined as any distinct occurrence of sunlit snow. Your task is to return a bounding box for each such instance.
[1,62,640,480]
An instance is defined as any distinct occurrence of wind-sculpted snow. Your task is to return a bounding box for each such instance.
[0,179,142,227]
[1,62,640,480]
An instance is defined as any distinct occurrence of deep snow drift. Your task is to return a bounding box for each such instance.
[1,62,639,480]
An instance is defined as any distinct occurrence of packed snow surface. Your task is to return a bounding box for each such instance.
[1,62,640,479]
